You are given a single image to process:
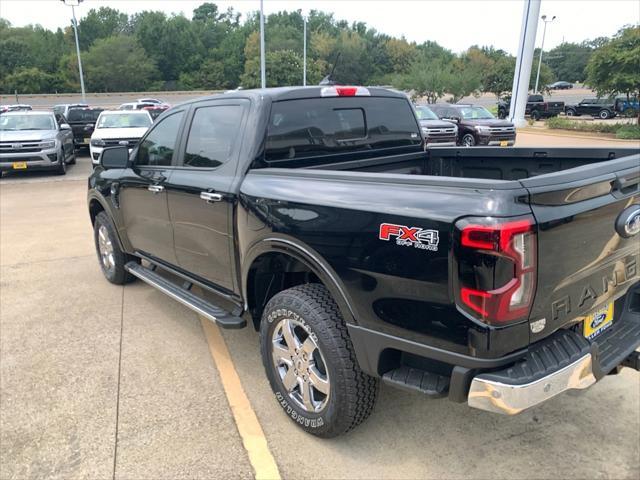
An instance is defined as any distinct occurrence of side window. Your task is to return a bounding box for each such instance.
[183,105,244,168]
[136,111,184,167]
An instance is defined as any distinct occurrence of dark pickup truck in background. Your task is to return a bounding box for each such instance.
[67,107,104,149]
[498,94,565,120]
[88,86,640,438]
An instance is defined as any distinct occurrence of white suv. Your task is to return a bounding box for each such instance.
[90,110,152,165]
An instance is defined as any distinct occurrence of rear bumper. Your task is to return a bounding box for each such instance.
[469,283,640,414]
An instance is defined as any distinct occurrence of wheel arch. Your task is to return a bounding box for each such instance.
[87,193,130,252]
[242,237,357,330]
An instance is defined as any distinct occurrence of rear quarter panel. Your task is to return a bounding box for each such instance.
[238,169,532,358]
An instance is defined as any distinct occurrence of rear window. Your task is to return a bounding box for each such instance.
[265,97,421,163]
[67,109,103,122]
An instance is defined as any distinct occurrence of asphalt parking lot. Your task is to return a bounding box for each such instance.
[1,132,639,480]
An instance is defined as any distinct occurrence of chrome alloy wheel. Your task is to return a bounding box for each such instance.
[271,318,330,413]
[97,225,115,274]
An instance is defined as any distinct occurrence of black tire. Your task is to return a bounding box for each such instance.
[461,133,476,147]
[599,109,611,119]
[497,110,506,119]
[93,211,138,284]
[530,110,541,121]
[566,109,576,117]
[260,284,378,438]
[68,148,76,165]
[55,148,66,175]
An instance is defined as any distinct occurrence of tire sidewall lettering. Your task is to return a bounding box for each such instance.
[275,391,325,428]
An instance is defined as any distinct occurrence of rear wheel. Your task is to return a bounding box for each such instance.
[566,109,576,117]
[599,109,611,119]
[68,148,76,165]
[260,284,378,437]
[93,211,138,284]
[530,110,541,121]
[461,133,476,147]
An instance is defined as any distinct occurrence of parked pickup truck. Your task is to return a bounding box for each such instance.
[66,107,104,149]
[88,86,640,438]
[498,94,565,120]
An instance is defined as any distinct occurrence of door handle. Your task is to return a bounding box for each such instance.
[148,184,164,194]
[200,192,223,203]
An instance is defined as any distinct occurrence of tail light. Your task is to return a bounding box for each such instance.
[455,216,537,325]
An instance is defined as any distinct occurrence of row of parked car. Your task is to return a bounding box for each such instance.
[0,99,169,176]
[416,103,516,147]
[497,94,639,121]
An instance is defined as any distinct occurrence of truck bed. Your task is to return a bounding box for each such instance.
[302,147,637,181]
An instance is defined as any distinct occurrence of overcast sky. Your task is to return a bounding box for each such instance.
[1,0,637,54]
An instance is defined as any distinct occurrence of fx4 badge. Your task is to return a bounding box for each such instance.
[379,223,440,251]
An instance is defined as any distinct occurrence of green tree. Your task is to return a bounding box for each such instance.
[395,59,452,103]
[483,56,516,99]
[384,37,417,74]
[2,67,56,94]
[82,36,159,92]
[586,25,640,122]
[78,7,129,50]
[545,42,593,83]
[242,50,304,88]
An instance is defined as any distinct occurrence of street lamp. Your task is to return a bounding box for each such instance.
[303,15,307,86]
[60,0,86,102]
[534,14,556,94]
[259,0,266,89]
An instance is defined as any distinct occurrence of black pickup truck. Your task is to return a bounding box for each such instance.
[66,107,104,149]
[498,94,565,120]
[88,86,640,438]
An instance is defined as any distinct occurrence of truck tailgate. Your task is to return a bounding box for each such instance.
[521,154,640,342]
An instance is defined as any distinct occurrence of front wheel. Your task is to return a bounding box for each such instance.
[260,284,378,437]
[93,211,138,284]
[461,133,476,147]
[599,109,611,119]
[55,149,66,175]
[530,110,541,121]
[566,109,576,117]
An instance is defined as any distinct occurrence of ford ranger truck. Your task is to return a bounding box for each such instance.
[87,86,640,438]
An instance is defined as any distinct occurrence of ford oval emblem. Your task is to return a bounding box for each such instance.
[118,140,129,146]
[616,206,640,238]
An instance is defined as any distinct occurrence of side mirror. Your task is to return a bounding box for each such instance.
[100,146,130,170]
[60,123,71,130]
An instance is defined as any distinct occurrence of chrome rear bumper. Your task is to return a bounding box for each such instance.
[468,353,596,415]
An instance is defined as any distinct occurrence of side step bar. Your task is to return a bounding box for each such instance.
[125,261,246,329]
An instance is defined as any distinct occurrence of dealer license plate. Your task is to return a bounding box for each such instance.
[500,140,509,147]
[12,162,27,169]
[83,137,90,144]
[583,302,614,340]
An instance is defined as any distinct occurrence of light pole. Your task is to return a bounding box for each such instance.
[259,0,266,89]
[303,15,307,86]
[534,14,556,94]
[60,0,86,102]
